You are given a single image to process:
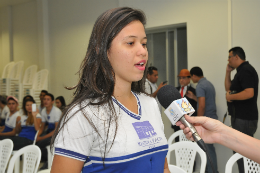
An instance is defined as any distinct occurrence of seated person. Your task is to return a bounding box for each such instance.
[0,96,20,140]
[0,95,9,127]
[55,96,66,112]
[37,93,62,169]
[9,98,41,150]
[18,95,34,115]
[39,90,48,113]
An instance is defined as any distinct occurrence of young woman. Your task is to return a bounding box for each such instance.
[51,7,170,173]
[55,96,66,112]
[11,98,41,150]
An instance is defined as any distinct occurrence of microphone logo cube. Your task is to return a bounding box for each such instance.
[164,97,195,125]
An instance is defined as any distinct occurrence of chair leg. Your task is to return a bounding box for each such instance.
[14,158,20,173]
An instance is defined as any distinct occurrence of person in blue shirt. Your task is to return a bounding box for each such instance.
[0,96,20,139]
[9,98,41,150]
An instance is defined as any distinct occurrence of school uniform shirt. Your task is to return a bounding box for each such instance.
[18,114,41,141]
[54,92,168,173]
[0,105,10,126]
[41,106,62,133]
[2,111,20,133]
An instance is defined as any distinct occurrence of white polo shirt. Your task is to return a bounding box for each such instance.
[18,113,41,141]
[54,92,168,173]
[3,111,20,133]
[41,106,62,133]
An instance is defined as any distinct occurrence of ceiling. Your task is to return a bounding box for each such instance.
[0,0,35,8]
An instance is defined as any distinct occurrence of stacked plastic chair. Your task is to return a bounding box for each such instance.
[0,61,24,100]
[8,61,24,100]
[18,65,38,105]
[30,69,49,107]
[0,62,15,95]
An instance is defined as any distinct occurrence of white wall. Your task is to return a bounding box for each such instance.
[48,0,119,102]
[12,1,39,71]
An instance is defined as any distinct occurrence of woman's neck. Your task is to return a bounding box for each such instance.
[113,80,132,101]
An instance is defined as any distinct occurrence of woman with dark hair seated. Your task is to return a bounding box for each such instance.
[55,96,66,112]
[10,98,41,150]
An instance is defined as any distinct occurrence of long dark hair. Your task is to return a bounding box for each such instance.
[22,98,36,125]
[51,7,147,161]
[55,96,66,107]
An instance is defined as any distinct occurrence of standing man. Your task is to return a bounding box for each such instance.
[0,96,20,139]
[37,93,62,169]
[225,47,258,173]
[145,66,167,111]
[172,69,197,141]
[186,67,218,173]
[39,90,48,114]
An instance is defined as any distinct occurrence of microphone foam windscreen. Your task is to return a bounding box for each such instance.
[157,85,182,109]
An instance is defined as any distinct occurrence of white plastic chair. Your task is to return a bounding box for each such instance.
[46,145,54,169]
[30,69,49,107]
[7,145,41,173]
[0,139,13,173]
[168,164,186,173]
[225,153,260,173]
[9,61,24,101]
[167,141,207,173]
[168,130,190,145]
[0,62,15,95]
[19,65,38,105]
[38,169,51,173]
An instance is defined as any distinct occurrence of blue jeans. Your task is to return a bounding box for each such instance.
[231,117,258,173]
[205,144,218,173]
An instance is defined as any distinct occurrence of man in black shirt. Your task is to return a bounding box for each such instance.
[225,46,258,173]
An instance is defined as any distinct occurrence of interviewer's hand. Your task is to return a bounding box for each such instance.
[176,115,224,144]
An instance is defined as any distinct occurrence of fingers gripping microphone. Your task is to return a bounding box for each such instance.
[157,85,205,150]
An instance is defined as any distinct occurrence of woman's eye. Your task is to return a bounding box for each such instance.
[142,43,147,48]
[127,42,134,45]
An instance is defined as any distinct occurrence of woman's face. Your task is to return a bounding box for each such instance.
[25,101,33,113]
[107,20,148,84]
[55,99,62,108]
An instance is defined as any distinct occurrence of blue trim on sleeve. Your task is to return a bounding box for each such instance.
[55,147,87,161]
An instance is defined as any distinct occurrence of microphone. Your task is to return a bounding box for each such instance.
[157,85,205,150]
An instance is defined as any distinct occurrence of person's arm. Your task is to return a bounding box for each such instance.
[15,116,22,134]
[151,82,167,98]
[32,112,42,131]
[226,88,254,102]
[0,116,21,136]
[225,64,234,91]
[0,126,4,133]
[51,155,84,173]
[186,90,197,102]
[164,158,170,173]
[37,122,58,141]
[197,97,205,117]
[176,115,260,164]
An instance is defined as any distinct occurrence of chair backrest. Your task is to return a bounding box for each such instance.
[7,145,41,173]
[38,169,51,173]
[225,153,260,173]
[9,61,24,81]
[0,139,13,173]
[22,65,38,85]
[32,69,49,90]
[32,130,39,145]
[1,62,15,78]
[167,141,207,173]
[168,130,190,145]
[168,165,186,173]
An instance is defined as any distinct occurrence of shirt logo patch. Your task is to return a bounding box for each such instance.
[48,116,50,120]
[132,121,157,140]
